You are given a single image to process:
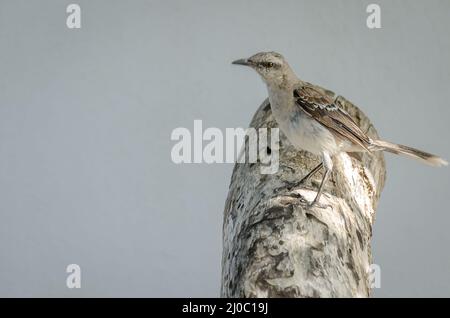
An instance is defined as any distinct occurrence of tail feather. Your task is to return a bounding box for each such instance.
[372,139,448,167]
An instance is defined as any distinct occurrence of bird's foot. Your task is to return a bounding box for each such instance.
[285,179,307,191]
[306,200,331,210]
[273,181,303,196]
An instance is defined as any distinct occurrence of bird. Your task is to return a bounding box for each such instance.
[232,51,447,208]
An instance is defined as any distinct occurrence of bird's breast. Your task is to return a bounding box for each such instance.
[268,91,339,155]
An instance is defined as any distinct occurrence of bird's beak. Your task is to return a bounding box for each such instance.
[232,58,251,66]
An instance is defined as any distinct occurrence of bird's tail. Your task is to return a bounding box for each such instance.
[371,139,448,167]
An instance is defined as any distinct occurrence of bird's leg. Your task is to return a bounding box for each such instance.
[308,168,330,208]
[308,152,333,209]
[299,162,323,185]
[285,162,323,192]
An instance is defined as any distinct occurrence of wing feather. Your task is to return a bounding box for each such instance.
[293,85,371,151]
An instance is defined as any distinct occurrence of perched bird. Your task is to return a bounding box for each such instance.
[232,51,447,207]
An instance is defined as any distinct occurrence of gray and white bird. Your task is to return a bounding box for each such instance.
[232,51,447,207]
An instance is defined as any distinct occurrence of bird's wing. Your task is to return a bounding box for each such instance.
[293,84,372,151]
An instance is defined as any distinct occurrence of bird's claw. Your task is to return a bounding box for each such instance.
[285,180,306,191]
[306,201,331,210]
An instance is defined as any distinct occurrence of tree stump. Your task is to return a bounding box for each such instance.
[221,90,386,298]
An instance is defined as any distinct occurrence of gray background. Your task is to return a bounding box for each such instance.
[0,0,449,297]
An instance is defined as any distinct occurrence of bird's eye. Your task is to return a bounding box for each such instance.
[267,62,274,68]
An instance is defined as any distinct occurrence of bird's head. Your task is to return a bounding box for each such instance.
[232,51,296,88]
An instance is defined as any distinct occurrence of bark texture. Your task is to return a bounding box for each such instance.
[221,90,386,298]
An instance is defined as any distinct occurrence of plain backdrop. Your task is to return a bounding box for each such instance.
[0,0,449,297]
